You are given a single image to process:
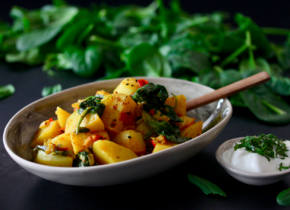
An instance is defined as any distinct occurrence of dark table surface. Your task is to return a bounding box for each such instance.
[1,0,290,209]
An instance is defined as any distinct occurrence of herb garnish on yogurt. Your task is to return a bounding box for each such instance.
[234,134,289,171]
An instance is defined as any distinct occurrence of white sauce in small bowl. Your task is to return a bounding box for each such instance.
[222,140,290,173]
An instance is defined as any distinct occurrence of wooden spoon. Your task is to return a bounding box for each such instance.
[186,71,271,111]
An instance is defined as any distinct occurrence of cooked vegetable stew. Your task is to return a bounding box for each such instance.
[31,78,203,167]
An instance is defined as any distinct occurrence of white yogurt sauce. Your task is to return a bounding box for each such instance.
[222,140,290,173]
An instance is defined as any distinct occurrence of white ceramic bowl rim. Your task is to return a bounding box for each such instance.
[216,137,290,178]
[4,77,232,173]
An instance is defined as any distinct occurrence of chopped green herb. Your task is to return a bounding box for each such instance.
[188,174,226,197]
[279,163,290,171]
[234,134,289,161]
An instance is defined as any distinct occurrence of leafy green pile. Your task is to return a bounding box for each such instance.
[1,0,290,123]
[234,134,290,170]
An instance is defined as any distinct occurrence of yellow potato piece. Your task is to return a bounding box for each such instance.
[65,111,104,134]
[55,107,71,129]
[96,90,110,96]
[152,142,178,153]
[101,93,138,134]
[113,130,146,155]
[93,140,137,164]
[70,132,98,154]
[30,120,62,148]
[34,150,73,167]
[51,133,73,153]
[175,116,195,130]
[135,119,151,138]
[93,130,111,140]
[180,121,203,139]
[165,95,187,116]
[113,78,139,95]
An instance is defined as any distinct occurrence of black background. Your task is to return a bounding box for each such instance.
[1,0,290,209]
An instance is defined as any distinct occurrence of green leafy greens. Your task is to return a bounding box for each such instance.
[277,188,290,206]
[2,0,290,124]
[41,84,62,97]
[0,84,15,100]
[188,174,226,197]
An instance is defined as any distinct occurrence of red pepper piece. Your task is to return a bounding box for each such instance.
[49,118,54,122]
[151,140,156,147]
[148,109,155,116]
[57,147,69,151]
[138,79,149,87]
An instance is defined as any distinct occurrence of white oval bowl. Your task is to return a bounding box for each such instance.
[4,77,232,186]
[216,137,290,186]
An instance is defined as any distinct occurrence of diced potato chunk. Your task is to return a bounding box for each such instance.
[55,107,71,129]
[113,78,139,95]
[70,132,102,154]
[65,111,104,134]
[34,150,73,167]
[135,119,151,138]
[165,95,187,116]
[175,116,195,130]
[152,142,178,153]
[101,93,138,134]
[113,130,146,155]
[96,90,110,96]
[31,120,62,148]
[180,121,203,138]
[51,133,73,153]
[93,140,137,164]
[93,130,111,140]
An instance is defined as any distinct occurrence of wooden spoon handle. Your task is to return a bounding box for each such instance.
[186,71,271,111]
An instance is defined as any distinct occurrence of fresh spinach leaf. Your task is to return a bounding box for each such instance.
[44,45,103,77]
[16,6,78,51]
[240,58,290,96]
[277,188,290,206]
[41,84,62,97]
[188,174,226,197]
[0,84,15,100]
[125,43,172,77]
[240,71,290,124]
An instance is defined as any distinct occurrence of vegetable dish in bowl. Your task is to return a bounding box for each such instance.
[3,77,232,186]
[31,78,203,167]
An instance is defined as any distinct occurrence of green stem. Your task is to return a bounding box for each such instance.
[76,24,94,45]
[76,107,91,134]
[89,35,125,49]
[246,31,256,69]
[262,27,290,36]
[220,43,248,68]
[261,100,286,115]
[214,66,223,73]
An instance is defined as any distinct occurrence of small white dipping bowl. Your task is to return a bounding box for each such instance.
[4,77,232,186]
[216,137,290,186]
